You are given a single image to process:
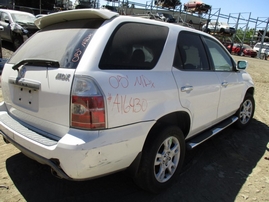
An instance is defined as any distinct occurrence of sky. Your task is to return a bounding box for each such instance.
[71,0,269,23]
[195,0,268,19]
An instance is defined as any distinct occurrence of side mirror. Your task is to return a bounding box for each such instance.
[237,60,248,70]
[4,18,10,24]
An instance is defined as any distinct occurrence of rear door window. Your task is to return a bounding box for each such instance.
[99,22,169,70]
[173,31,210,71]
[8,19,104,69]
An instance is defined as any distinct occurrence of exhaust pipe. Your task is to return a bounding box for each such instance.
[0,131,10,144]
[3,137,10,144]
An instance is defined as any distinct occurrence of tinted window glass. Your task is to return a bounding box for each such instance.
[8,19,104,69]
[174,31,209,71]
[99,22,168,70]
[203,37,234,71]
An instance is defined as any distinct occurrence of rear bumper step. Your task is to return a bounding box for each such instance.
[186,116,238,150]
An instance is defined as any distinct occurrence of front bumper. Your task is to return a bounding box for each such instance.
[0,110,152,180]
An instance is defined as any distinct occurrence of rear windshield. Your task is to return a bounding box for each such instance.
[8,19,104,69]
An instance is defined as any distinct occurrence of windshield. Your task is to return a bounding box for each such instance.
[220,22,228,26]
[255,43,269,49]
[11,13,36,23]
[8,19,104,69]
[255,44,261,48]
[243,44,252,49]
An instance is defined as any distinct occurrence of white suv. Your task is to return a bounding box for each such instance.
[253,42,269,59]
[0,9,255,193]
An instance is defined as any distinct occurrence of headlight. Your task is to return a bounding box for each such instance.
[10,23,28,35]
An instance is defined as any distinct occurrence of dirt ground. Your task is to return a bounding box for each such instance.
[0,43,268,202]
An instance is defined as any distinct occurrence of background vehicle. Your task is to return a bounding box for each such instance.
[154,0,181,9]
[0,9,255,193]
[227,43,257,58]
[0,9,38,50]
[253,42,269,59]
[156,13,176,23]
[202,21,236,36]
[184,0,211,13]
[35,14,47,18]
[101,5,118,13]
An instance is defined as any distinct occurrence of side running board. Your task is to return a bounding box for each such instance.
[186,116,238,150]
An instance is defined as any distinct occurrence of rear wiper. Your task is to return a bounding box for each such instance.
[12,59,60,71]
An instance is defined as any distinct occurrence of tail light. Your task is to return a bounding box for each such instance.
[71,76,105,129]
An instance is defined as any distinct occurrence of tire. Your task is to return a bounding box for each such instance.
[134,126,185,193]
[234,94,255,129]
[13,36,23,50]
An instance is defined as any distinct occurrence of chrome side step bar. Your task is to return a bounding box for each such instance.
[186,116,238,150]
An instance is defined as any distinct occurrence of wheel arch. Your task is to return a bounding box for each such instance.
[246,87,254,96]
[127,111,191,176]
[151,111,190,138]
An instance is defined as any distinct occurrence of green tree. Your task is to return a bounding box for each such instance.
[234,27,256,44]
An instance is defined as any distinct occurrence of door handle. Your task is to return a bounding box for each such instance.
[221,82,228,87]
[181,86,193,92]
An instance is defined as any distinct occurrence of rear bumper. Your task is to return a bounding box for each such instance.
[0,110,153,180]
[1,132,70,180]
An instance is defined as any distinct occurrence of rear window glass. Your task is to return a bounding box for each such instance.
[8,19,104,69]
[99,22,169,70]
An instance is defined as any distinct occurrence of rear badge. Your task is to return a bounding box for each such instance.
[55,73,71,81]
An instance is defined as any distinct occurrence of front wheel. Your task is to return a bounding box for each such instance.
[234,94,255,129]
[134,126,185,193]
[13,35,23,50]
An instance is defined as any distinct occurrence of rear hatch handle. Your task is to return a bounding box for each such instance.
[12,59,60,71]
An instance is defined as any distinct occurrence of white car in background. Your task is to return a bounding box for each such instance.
[202,21,236,36]
[253,42,269,59]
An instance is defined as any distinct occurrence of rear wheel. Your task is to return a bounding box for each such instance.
[134,126,185,193]
[234,94,255,129]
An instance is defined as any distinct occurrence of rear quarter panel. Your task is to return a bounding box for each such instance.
[75,19,185,128]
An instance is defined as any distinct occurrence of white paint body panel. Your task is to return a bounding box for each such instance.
[172,69,221,136]
[0,9,254,180]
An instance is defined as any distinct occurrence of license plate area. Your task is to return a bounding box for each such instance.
[13,86,39,112]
